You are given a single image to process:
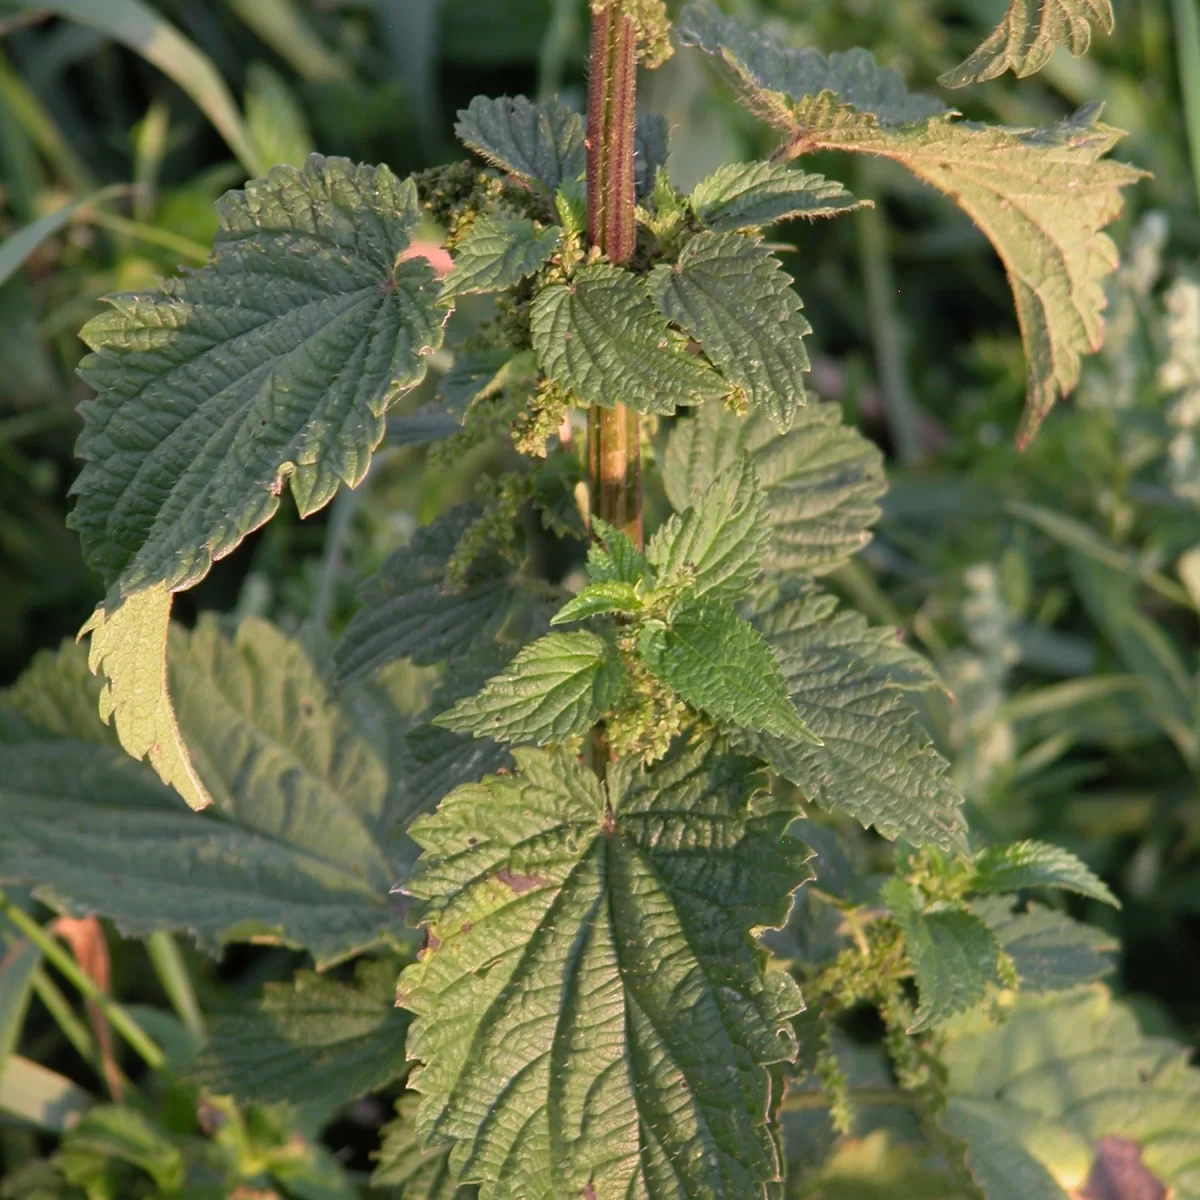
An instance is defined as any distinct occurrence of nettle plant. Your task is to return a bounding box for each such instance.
[4,1,1200,1198]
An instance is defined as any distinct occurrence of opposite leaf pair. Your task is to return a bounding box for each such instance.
[435,456,817,755]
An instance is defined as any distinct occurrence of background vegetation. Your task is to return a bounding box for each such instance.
[1,0,1198,1194]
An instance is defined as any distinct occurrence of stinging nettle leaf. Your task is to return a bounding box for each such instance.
[970,840,1119,907]
[678,2,1145,446]
[433,631,626,745]
[883,881,1002,1033]
[551,580,644,625]
[398,742,812,1197]
[189,959,410,1115]
[971,897,1117,993]
[2,615,419,966]
[638,599,819,743]
[82,584,210,811]
[664,401,885,578]
[587,516,652,586]
[454,94,585,192]
[71,154,446,597]
[678,1,944,129]
[439,216,561,305]
[649,231,812,432]
[531,262,729,416]
[940,988,1200,1200]
[334,507,515,687]
[0,737,404,969]
[738,586,966,851]
[373,1095,469,1196]
[690,160,868,230]
[940,0,1115,88]
[646,455,769,602]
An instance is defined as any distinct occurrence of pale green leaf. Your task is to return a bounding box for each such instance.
[58,1106,185,1193]
[373,1095,471,1197]
[940,0,1115,88]
[6,0,264,174]
[71,155,445,595]
[551,580,643,625]
[0,737,404,968]
[434,631,626,744]
[587,516,652,586]
[440,216,561,305]
[0,1056,92,1133]
[531,262,729,416]
[638,599,818,742]
[244,61,314,170]
[664,401,885,577]
[940,988,1200,1200]
[334,507,515,686]
[689,160,867,230]
[646,456,769,602]
[971,840,1119,907]
[189,959,409,1112]
[678,2,1144,445]
[883,881,1002,1033]
[739,586,966,851]
[650,231,811,431]
[454,94,585,192]
[971,898,1117,993]
[81,584,210,811]
[399,742,811,1197]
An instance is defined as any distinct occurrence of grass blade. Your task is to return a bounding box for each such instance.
[3,0,265,175]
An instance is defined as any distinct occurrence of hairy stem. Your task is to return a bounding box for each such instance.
[585,5,642,548]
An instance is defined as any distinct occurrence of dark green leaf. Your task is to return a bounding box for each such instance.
[971,898,1117,992]
[690,160,866,230]
[664,401,885,577]
[399,742,811,1196]
[883,881,1001,1032]
[678,2,945,129]
[638,599,818,742]
[970,840,1119,907]
[531,263,728,416]
[646,456,769,602]
[434,631,626,744]
[650,231,811,431]
[189,959,409,1113]
[678,3,1143,445]
[739,587,965,851]
[454,94,585,192]
[335,508,514,686]
[72,155,445,595]
[440,216,561,305]
[0,739,403,968]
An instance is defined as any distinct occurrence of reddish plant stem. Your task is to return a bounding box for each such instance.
[585,5,642,550]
